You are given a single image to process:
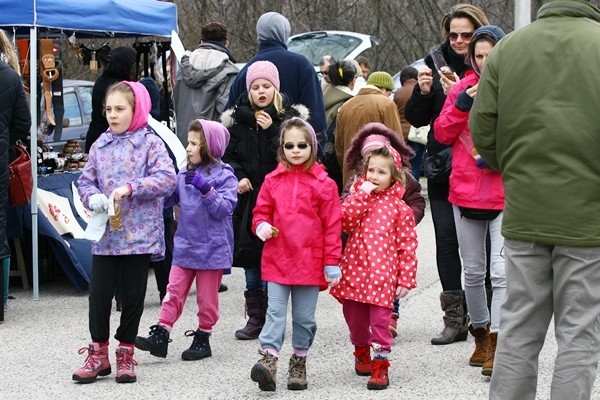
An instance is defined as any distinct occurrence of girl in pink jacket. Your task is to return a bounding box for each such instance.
[330,145,418,391]
[249,117,342,392]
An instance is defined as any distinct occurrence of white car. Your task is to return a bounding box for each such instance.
[287,30,379,72]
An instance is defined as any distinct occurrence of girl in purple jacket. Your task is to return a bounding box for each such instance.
[135,119,237,363]
[74,81,177,384]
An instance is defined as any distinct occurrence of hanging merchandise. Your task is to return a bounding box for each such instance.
[40,38,59,126]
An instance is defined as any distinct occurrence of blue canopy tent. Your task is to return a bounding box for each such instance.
[0,0,178,299]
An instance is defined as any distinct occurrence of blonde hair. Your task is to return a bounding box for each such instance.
[248,89,284,114]
[0,30,20,74]
[104,82,135,113]
[277,118,317,171]
[362,147,406,188]
[187,120,220,171]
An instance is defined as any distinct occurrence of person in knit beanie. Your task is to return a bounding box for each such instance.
[246,61,280,92]
[221,58,310,343]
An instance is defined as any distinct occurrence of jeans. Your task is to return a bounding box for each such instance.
[245,267,266,292]
[408,140,425,181]
[259,282,319,352]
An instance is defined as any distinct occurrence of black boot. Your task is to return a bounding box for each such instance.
[430,290,469,345]
[235,289,267,340]
[135,324,171,358]
[182,329,212,360]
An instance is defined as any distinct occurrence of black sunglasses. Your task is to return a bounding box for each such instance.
[283,142,310,150]
[449,31,474,41]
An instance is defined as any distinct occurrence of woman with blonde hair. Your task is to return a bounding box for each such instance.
[0,29,20,74]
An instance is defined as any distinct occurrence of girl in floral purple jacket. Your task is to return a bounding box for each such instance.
[74,81,177,384]
[135,119,238,363]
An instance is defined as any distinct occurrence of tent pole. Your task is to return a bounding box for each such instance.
[30,27,39,301]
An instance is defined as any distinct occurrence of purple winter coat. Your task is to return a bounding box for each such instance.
[78,128,177,256]
[166,162,238,271]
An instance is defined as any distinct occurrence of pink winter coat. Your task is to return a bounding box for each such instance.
[252,162,342,289]
[434,73,504,210]
[330,178,418,309]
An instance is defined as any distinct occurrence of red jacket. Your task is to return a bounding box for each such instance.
[330,178,418,309]
[252,162,342,289]
[434,73,504,210]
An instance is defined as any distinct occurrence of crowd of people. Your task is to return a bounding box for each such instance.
[2,1,600,399]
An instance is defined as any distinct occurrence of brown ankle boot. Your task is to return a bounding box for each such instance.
[482,332,497,376]
[431,290,469,345]
[251,350,278,391]
[468,324,490,367]
[235,289,267,340]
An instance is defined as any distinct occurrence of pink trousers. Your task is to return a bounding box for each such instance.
[158,265,223,332]
[342,299,393,352]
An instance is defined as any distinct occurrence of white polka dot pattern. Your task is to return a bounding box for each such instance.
[330,180,418,308]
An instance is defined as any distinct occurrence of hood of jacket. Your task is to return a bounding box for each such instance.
[537,0,600,21]
[122,81,150,132]
[181,43,236,89]
[344,122,414,172]
[469,25,506,76]
[256,12,291,44]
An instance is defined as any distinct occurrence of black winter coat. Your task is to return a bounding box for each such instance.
[221,94,308,268]
[0,62,31,259]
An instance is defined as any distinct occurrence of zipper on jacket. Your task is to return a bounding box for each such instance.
[292,169,299,211]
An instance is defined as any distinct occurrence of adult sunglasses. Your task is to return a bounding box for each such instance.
[449,31,474,41]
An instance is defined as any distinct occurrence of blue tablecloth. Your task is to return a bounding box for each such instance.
[7,172,91,292]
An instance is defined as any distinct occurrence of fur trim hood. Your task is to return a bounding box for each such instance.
[344,122,415,172]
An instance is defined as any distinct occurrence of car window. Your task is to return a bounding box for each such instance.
[79,86,93,119]
[287,33,364,66]
[63,92,83,126]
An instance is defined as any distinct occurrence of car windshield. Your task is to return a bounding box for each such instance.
[287,32,365,66]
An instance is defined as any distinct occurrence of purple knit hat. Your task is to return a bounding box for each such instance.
[246,60,280,91]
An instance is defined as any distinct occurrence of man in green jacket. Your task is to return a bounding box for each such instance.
[470,1,600,399]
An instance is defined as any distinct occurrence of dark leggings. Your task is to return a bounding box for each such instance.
[428,180,463,292]
[89,254,150,344]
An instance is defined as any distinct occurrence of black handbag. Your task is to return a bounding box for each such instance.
[423,147,452,182]
[232,191,263,268]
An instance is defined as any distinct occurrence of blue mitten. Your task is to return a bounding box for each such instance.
[324,265,342,279]
[186,170,211,195]
[455,86,474,112]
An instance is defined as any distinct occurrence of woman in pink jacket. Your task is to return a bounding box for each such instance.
[249,117,342,392]
[434,25,506,377]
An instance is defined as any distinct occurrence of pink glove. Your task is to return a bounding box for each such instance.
[359,181,378,194]
[256,222,274,241]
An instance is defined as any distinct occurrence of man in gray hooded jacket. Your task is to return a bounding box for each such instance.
[174,22,238,145]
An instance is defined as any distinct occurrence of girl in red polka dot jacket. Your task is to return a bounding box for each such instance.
[330,145,418,391]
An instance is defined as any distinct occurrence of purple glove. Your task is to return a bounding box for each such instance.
[185,170,211,195]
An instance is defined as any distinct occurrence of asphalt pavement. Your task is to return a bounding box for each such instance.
[1,179,599,399]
